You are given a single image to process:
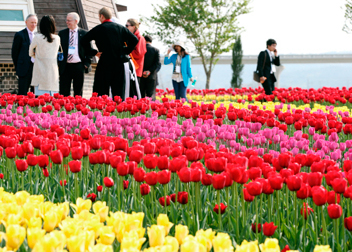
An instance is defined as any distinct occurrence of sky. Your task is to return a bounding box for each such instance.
[116,0,352,55]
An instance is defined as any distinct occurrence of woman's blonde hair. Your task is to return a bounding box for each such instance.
[127,18,140,31]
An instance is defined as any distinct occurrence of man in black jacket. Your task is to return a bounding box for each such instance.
[257,39,280,96]
[58,12,94,97]
[140,35,161,99]
[81,7,138,99]
[11,14,37,95]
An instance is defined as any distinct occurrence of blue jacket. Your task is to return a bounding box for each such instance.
[164,54,193,87]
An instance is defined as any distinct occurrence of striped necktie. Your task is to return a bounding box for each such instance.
[67,30,75,62]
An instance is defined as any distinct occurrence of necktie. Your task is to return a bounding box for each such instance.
[67,30,75,62]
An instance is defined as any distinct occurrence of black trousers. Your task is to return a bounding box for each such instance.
[262,74,276,95]
[93,61,125,99]
[140,77,156,98]
[18,63,34,95]
[59,62,84,97]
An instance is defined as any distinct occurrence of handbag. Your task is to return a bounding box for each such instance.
[253,51,266,82]
[58,44,64,62]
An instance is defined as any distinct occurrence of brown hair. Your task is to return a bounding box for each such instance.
[99,7,112,20]
[127,18,140,32]
[39,15,56,43]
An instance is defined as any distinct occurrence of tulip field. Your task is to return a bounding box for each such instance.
[1,87,352,252]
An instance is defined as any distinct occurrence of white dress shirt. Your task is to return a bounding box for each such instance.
[266,49,276,73]
[27,28,35,63]
[68,27,81,63]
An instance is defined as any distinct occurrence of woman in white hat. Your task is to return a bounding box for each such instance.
[164,41,193,101]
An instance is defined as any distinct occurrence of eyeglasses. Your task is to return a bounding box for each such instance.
[125,24,133,27]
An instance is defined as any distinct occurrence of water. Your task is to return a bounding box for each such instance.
[157,63,352,90]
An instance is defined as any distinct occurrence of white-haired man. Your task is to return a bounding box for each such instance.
[58,12,94,97]
[11,14,37,95]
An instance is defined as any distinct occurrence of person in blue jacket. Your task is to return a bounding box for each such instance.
[164,41,193,100]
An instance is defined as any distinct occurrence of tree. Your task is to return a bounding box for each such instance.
[231,35,243,88]
[343,0,352,33]
[145,0,250,89]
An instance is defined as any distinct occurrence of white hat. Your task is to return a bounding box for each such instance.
[173,41,186,51]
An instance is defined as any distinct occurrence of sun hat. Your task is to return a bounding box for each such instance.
[173,41,186,51]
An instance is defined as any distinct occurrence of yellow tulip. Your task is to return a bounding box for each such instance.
[39,202,54,218]
[59,218,80,238]
[43,210,60,232]
[164,236,179,252]
[5,224,26,251]
[97,226,115,245]
[181,239,206,252]
[89,244,114,252]
[175,224,189,245]
[157,214,174,235]
[147,225,166,247]
[106,215,125,242]
[313,245,332,252]
[70,197,92,214]
[50,231,67,250]
[93,201,109,222]
[14,191,30,206]
[5,214,23,226]
[0,248,14,252]
[32,233,62,252]
[28,217,42,229]
[28,195,45,204]
[57,202,70,221]
[159,245,175,252]
[74,209,98,222]
[67,235,86,252]
[27,228,46,249]
[121,230,146,251]
[196,229,215,242]
[22,202,39,221]
[84,218,104,239]
[235,240,259,252]
[259,238,280,252]
[213,233,234,252]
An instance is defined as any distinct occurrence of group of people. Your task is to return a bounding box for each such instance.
[11,7,194,101]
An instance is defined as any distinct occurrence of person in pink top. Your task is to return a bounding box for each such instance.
[126,19,147,83]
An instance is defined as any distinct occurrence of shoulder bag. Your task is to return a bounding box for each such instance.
[58,44,64,62]
[253,51,266,83]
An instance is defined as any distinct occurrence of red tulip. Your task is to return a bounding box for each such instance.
[268,175,284,190]
[50,150,63,165]
[201,173,213,186]
[307,172,323,187]
[157,155,169,170]
[71,147,83,160]
[327,191,340,204]
[248,155,263,169]
[90,137,101,150]
[248,167,262,180]
[5,147,16,159]
[115,138,128,152]
[129,150,144,164]
[133,168,146,182]
[177,168,191,183]
[278,153,291,168]
[96,151,106,164]
[144,142,156,154]
[325,171,343,186]
[37,155,49,168]
[213,203,227,215]
[87,193,97,202]
[143,154,158,169]
[312,186,328,206]
[191,168,202,182]
[212,174,226,190]
[228,166,244,183]
[42,168,49,177]
[281,245,290,252]
[16,145,26,158]
[286,175,302,191]
[117,162,129,177]
[123,180,129,190]
[110,155,122,168]
[238,170,249,184]
[262,222,277,236]
[89,152,98,165]
[331,178,347,194]
[145,172,158,186]
[80,128,91,140]
[140,184,151,196]
[246,181,263,196]
[311,161,325,173]
[97,185,103,192]
[327,204,342,219]
[60,180,67,186]
[344,217,352,231]
[300,202,314,220]
[169,156,187,172]
[177,191,189,204]
[102,141,115,152]
[251,223,262,233]
[0,173,3,179]
[243,188,255,202]
[296,183,310,199]
[159,196,171,207]
[103,177,114,187]
[343,160,352,173]
[68,160,81,173]
[262,179,274,195]
[27,154,38,167]
[158,170,171,185]
[15,159,28,172]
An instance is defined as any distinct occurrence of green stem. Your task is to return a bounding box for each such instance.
[21,171,24,191]
[276,190,280,237]
[268,194,272,223]
[217,190,222,230]
[242,186,246,229]
[75,173,79,201]
[321,206,327,246]
[313,204,318,244]
[303,199,306,252]
[29,166,33,194]
[294,195,297,245]
[164,184,167,212]
[255,196,259,242]
[235,184,239,239]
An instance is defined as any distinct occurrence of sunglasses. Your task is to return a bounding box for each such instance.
[125,24,133,27]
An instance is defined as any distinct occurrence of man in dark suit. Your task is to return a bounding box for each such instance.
[81,7,138,99]
[11,14,37,95]
[58,12,93,97]
[257,39,280,96]
[140,35,161,99]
